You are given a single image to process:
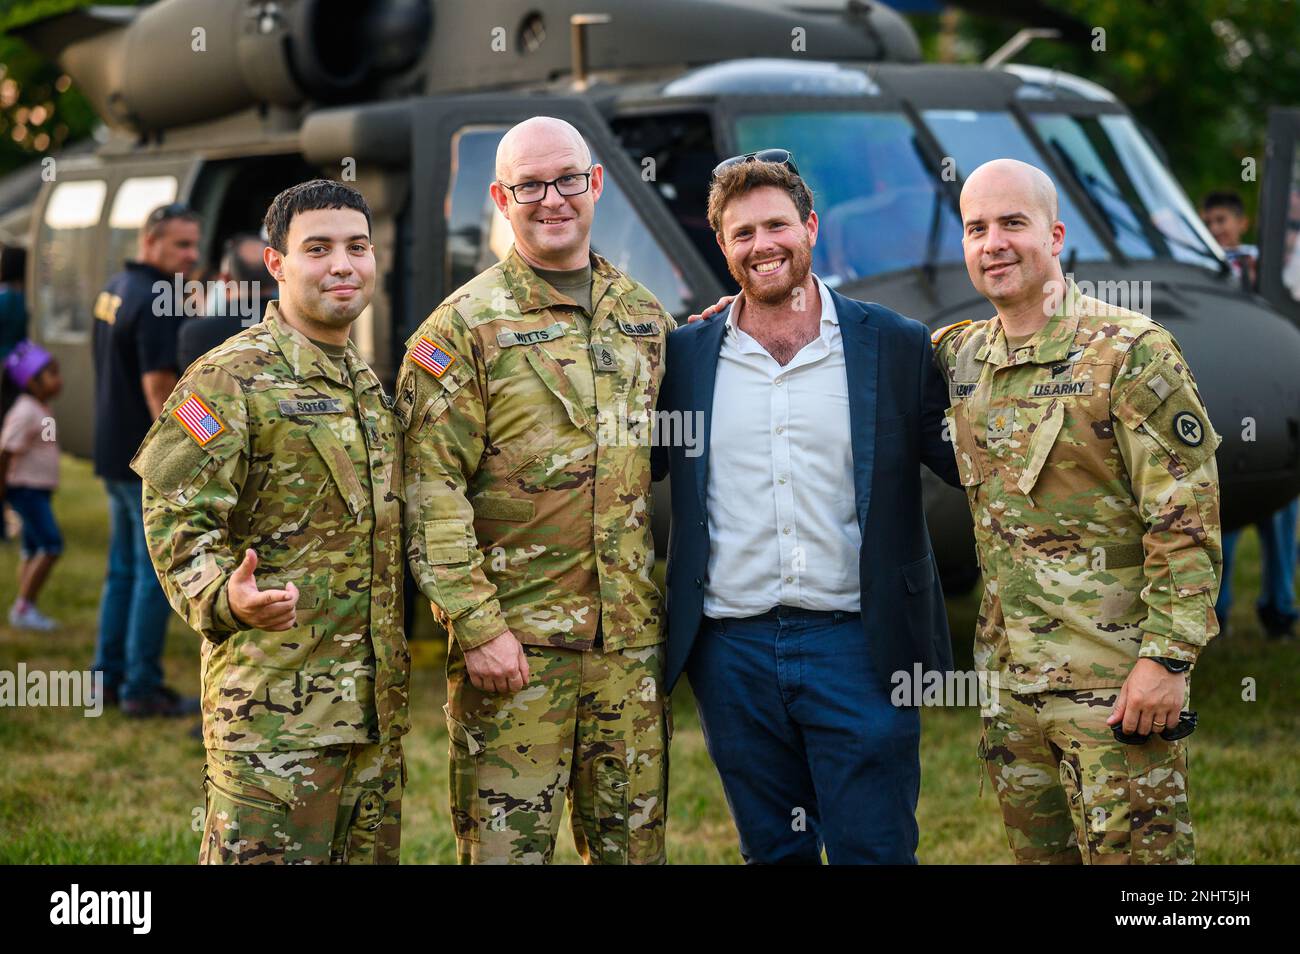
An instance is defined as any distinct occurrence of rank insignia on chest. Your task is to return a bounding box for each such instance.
[173,394,225,446]
[987,408,1016,440]
[410,336,456,377]
[591,341,619,371]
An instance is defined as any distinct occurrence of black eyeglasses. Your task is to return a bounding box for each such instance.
[498,168,594,204]
[1112,710,1198,745]
[712,149,800,180]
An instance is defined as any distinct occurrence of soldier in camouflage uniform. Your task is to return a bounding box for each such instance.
[399,117,672,864]
[933,159,1221,865]
[133,181,409,864]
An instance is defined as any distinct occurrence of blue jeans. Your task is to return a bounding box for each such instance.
[688,606,921,864]
[5,486,63,558]
[91,478,174,701]
[1216,497,1300,625]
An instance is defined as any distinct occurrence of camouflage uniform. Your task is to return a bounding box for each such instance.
[399,247,673,864]
[933,281,1221,864]
[132,302,409,864]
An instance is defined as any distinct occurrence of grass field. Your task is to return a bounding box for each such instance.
[0,455,1296,863]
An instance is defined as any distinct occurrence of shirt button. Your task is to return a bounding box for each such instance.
[775,378,784,387]
[776,425,785,435]
[784,576,794,584]
[783,527,791,535]
[778,476,788,485]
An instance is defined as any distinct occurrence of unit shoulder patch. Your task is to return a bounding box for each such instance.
[931,319,973,346]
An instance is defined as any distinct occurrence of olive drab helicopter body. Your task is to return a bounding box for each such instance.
[11,0,1300,591]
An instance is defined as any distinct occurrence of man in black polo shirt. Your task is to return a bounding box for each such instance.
[90,203,203,717]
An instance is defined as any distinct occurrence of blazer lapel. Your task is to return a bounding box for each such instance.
[833,290,878,534]
[693,308,730,513]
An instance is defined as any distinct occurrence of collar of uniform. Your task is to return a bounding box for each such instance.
[977,279,1084,367]
[263,300,349,386]
[500,246,626,315]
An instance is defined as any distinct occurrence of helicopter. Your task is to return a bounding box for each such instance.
[9,0,1300,594]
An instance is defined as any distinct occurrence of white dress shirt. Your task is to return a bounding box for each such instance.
[702,275,862,618]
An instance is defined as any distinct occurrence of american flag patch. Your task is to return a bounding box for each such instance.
[410,336,456,378]
[173,394,226,446]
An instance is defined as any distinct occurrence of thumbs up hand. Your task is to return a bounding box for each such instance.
[227,549,299,631]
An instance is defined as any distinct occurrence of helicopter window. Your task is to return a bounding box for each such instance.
[105,175,180,276]
[446,126,691,314]
[610,111,728,286]
[34,178,107,339]
[1031,114,1222,270]
[921,110,1108,262]
[732,111,964,284]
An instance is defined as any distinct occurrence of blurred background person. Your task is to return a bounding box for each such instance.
[0,342,63,630]
[1200,191,1298,638]
[90,203,202,716]
[1201,190,1258,290]
[177,231,276,371]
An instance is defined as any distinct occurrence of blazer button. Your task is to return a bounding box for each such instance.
[698,520,706,529]
[694,577,703,588]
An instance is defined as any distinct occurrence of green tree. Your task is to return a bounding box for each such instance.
[917,0,1300,232]
[0,0,139,175]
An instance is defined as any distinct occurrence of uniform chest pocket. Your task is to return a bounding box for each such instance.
[1017,399,1065,498]
[524,345,596,436]
[306,422,368,517]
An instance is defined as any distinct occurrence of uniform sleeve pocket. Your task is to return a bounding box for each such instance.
[944,407,983,487]
[131,423,226,505]
[425,519,470,565]
[1169,547,1216,598]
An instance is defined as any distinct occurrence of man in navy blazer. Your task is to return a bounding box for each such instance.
[652,153,960,864]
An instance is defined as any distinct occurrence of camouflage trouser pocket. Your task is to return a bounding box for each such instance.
[200,761,293,865]
[592,749,630,865]
[1061,739,1194,865]
[1058,757,1093,865]
[1127,738,1193,865]
[445,704,484,845]
[337,746,403,867]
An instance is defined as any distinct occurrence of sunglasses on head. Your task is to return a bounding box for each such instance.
[712,149,800,180]
[145,202,193,226]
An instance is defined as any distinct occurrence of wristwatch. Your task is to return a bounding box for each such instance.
[1151,656,1192,674]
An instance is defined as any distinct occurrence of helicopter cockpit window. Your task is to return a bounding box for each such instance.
[1031,114,1223,270]
[106,175,180,274]
[446,126,690,314]
[732,111,964,284]
[35,178,107,339]
[921,110,1109,263]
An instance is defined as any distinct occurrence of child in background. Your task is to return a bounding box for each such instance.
[0,341,63,630]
